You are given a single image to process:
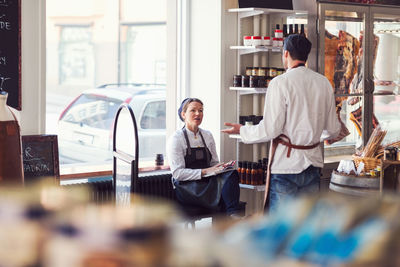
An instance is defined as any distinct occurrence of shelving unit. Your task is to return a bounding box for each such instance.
[230,45,282,55]
[228,7,306,159]
[227,7,308,215]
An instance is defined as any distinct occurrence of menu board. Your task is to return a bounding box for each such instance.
[0,0,21,110]
[22,135,60,184]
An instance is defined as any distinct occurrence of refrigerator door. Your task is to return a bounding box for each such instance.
[318,3,370,150]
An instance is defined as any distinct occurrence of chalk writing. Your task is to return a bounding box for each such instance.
[0,76,10,90]
[0,1,10,7]
[23,146,45,161]
[24,163,50,173]
[0,57,5,65]
[0,21,11,30]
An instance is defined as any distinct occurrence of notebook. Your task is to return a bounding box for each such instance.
[203,160,236,177]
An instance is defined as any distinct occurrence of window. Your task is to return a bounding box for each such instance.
[46,0,168,170]
[59,26,94,85]
[140,100,166,129]
[124,24,167,84]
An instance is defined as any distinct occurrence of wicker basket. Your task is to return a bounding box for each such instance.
[352,155,381,173]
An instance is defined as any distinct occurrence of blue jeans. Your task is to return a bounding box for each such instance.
[268,165,320,212]
[220,170,241,215]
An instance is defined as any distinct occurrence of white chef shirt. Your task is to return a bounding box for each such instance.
[167,127,219,181]
[240,66,341,174]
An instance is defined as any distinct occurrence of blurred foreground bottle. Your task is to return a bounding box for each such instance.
[0,89,24,185]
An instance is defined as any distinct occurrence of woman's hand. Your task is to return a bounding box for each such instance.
[221,122,242,134]
[201,163,224,177]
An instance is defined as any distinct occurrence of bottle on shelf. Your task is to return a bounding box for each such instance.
[274,24,283,39]
[283,24,288,38]
[288,24,294,36]
[251,162,257,186]
[238,161,244,184]
[257,160,263,185]
[246,162,252,185]
[300,24,306,37]
[294,24,299,35]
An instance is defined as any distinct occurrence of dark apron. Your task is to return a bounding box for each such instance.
[173,128,227,210]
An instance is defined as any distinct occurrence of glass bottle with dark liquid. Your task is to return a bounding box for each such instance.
[300,24,306,37]
[288,24,294,36]
[283,24,288,38]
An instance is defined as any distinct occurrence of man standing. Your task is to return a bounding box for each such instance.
[223,34,345,212]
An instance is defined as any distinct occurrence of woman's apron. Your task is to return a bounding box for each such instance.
[0,109,24,185]
[173,128,227,210]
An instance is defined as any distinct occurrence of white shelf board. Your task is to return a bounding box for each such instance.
[228,7,306,19]
[229,134,242,141]
[230,87,267,95]
[230,45,282,55]
[239,183,266,191]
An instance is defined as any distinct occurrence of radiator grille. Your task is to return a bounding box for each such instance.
[61,171,174,204]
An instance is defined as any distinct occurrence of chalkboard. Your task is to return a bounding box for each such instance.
[0,0,21,110]
[22,135,60,184]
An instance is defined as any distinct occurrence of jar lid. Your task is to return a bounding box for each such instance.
[244,36,251,39]
[263,36,270,39]
[272,38,278,40]
[275,30,283,33]
[252,36,261,39]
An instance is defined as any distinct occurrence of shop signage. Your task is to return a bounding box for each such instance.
[322,0,400,6]
[238,0,293,10]
[0,0,21,110]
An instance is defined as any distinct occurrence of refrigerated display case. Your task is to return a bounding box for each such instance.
[317,1,400,156]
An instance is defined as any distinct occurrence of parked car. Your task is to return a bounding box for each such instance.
[58,84,166,163]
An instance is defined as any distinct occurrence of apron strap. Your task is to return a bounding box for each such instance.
[198,130,211,165]
[263,134,320,210]
[182,128,192,156]
[277,134,320,157]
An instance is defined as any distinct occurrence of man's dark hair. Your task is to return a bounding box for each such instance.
[283,34,312,62]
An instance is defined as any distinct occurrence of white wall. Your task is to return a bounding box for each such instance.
[189,0,222,152]
[20,0,46,134]
[188,0,238,161]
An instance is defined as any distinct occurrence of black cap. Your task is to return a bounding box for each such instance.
[283,34,312,61]
[178,98,189,122]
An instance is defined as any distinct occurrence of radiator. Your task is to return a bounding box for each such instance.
[61,176,114,204]
[61,171,174,204]
[136,171,175,201]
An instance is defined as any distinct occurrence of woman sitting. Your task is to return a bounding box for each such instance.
[167,98,241,217]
